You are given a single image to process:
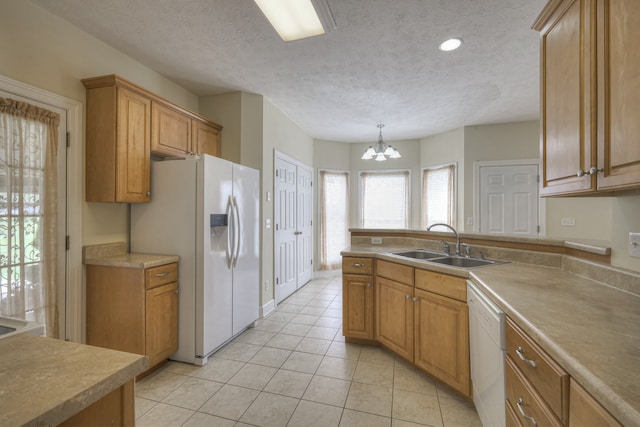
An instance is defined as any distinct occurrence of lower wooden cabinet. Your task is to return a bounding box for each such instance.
[414,288,470,396]
[376,276,414,360]
[86,262,179,371]
[569,379,622,427]
[342,274,374,339]
[59,380,134,427]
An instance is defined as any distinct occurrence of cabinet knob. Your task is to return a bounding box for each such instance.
[146,191,151,196]
[406,294,411,299]
[366,283,372,288]
[577,166,603,177]
[412,297,418,302]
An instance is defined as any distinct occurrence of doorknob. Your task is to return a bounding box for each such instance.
[294,231,302,235]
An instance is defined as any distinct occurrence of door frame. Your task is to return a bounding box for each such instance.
[0,74,83,342]
[473,159,546,236]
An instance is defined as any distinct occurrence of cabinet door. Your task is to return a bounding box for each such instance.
[569,379,622,427]
[595,0,640,190]
[151,102,191,158]
[342,274,374,339]
[145,282,179,367]
[375,277,413,361]
[192,119,221,157]
[116,87,151,202]
[539,0,596,195]
[414,288,470,397]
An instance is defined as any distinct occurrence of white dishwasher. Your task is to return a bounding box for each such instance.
[467,280,506,427]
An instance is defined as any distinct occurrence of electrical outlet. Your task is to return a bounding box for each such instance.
[561,217,576,226]
[629,233,640,258]
[371,237,383,245]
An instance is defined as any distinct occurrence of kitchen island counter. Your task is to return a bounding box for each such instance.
[0,333,148,426]
[341,244,640,426]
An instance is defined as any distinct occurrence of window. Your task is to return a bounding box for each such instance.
[360,170,410,228]
[319,170,349,270]
[422,163,456,229]
[0,97,60,337]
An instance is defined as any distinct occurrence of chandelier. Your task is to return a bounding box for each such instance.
[361,124,401,161]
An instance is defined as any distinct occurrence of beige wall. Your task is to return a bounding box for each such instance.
[611,191,640,271]
[463,121,540,231]
[0,1,201,248]
[262,100,314,305]
[200,93,242,163]
[420,128,465,229]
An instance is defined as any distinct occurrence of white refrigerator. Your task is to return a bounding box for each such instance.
[131,154,259,365]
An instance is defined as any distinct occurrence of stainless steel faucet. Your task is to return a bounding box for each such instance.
[427,223,461,256]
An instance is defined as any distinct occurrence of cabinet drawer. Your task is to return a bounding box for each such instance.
[506,399,525,427]
[506,318,569,424]
[505,356,563,427]
[342,257,374,275]
[145,263,178,289]
[376,259,413,285]
[414,268,466,301]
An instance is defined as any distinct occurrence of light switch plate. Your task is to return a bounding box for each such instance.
[629,232,640,257]
[561,217,576,226]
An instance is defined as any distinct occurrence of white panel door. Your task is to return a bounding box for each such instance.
[479,164,539,235]
[296,166,313,287]
[274,157,298,303]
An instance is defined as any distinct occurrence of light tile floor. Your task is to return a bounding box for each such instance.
[136,275,482,427]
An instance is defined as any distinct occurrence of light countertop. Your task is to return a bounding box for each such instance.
[83,242,179,268]
[0,334,148,426]
[341,246,640,427]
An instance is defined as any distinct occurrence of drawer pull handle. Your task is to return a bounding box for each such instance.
[516,398,537,426]
[352,263,365,267]
[516,346,537,368]
[155,272,170,278]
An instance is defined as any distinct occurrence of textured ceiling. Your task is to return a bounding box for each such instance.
[32,0,547,142]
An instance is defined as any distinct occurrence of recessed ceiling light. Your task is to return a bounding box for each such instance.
[439,38,463,52]
[254,0,335,42]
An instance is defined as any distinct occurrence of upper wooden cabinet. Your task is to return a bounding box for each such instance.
[534,0,640,195]
[82,75,222,202]
[152,101,222,158]
[84,81,151,203]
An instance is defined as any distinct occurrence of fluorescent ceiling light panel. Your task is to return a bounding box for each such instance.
[255,0,327,42]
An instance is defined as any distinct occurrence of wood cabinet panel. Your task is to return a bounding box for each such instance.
[414,288,470,397]
[414,268,466,302]
[377,259,413,285]
[192,119,221,157]
[506,356,564,427]
[596,0,640,190]
[569,378,622,427]
[506,318,569,424]
[146,282,179,367]
[539,0,595,195]
[86,265,145,355]
[376,277,414,361]
[342,274,374,339]
[342,257,374,275]
[151,102,191,158]
[60,380,134,427]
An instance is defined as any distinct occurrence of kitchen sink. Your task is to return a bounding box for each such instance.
[427,256,499,268]
[391,250,505,269]
[392,250,446,260]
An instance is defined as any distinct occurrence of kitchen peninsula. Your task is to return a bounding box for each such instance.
[342,229,640,427]
[0,333,148,426]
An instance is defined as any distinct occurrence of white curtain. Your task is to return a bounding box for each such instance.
[422,164,456,229]
[0,98,59,338]
[319,170,349,270]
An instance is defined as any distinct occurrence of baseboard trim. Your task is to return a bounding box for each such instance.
[260,299,275,318]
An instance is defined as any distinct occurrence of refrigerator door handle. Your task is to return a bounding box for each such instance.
[225,195,234,269]
[232,196,241,268]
